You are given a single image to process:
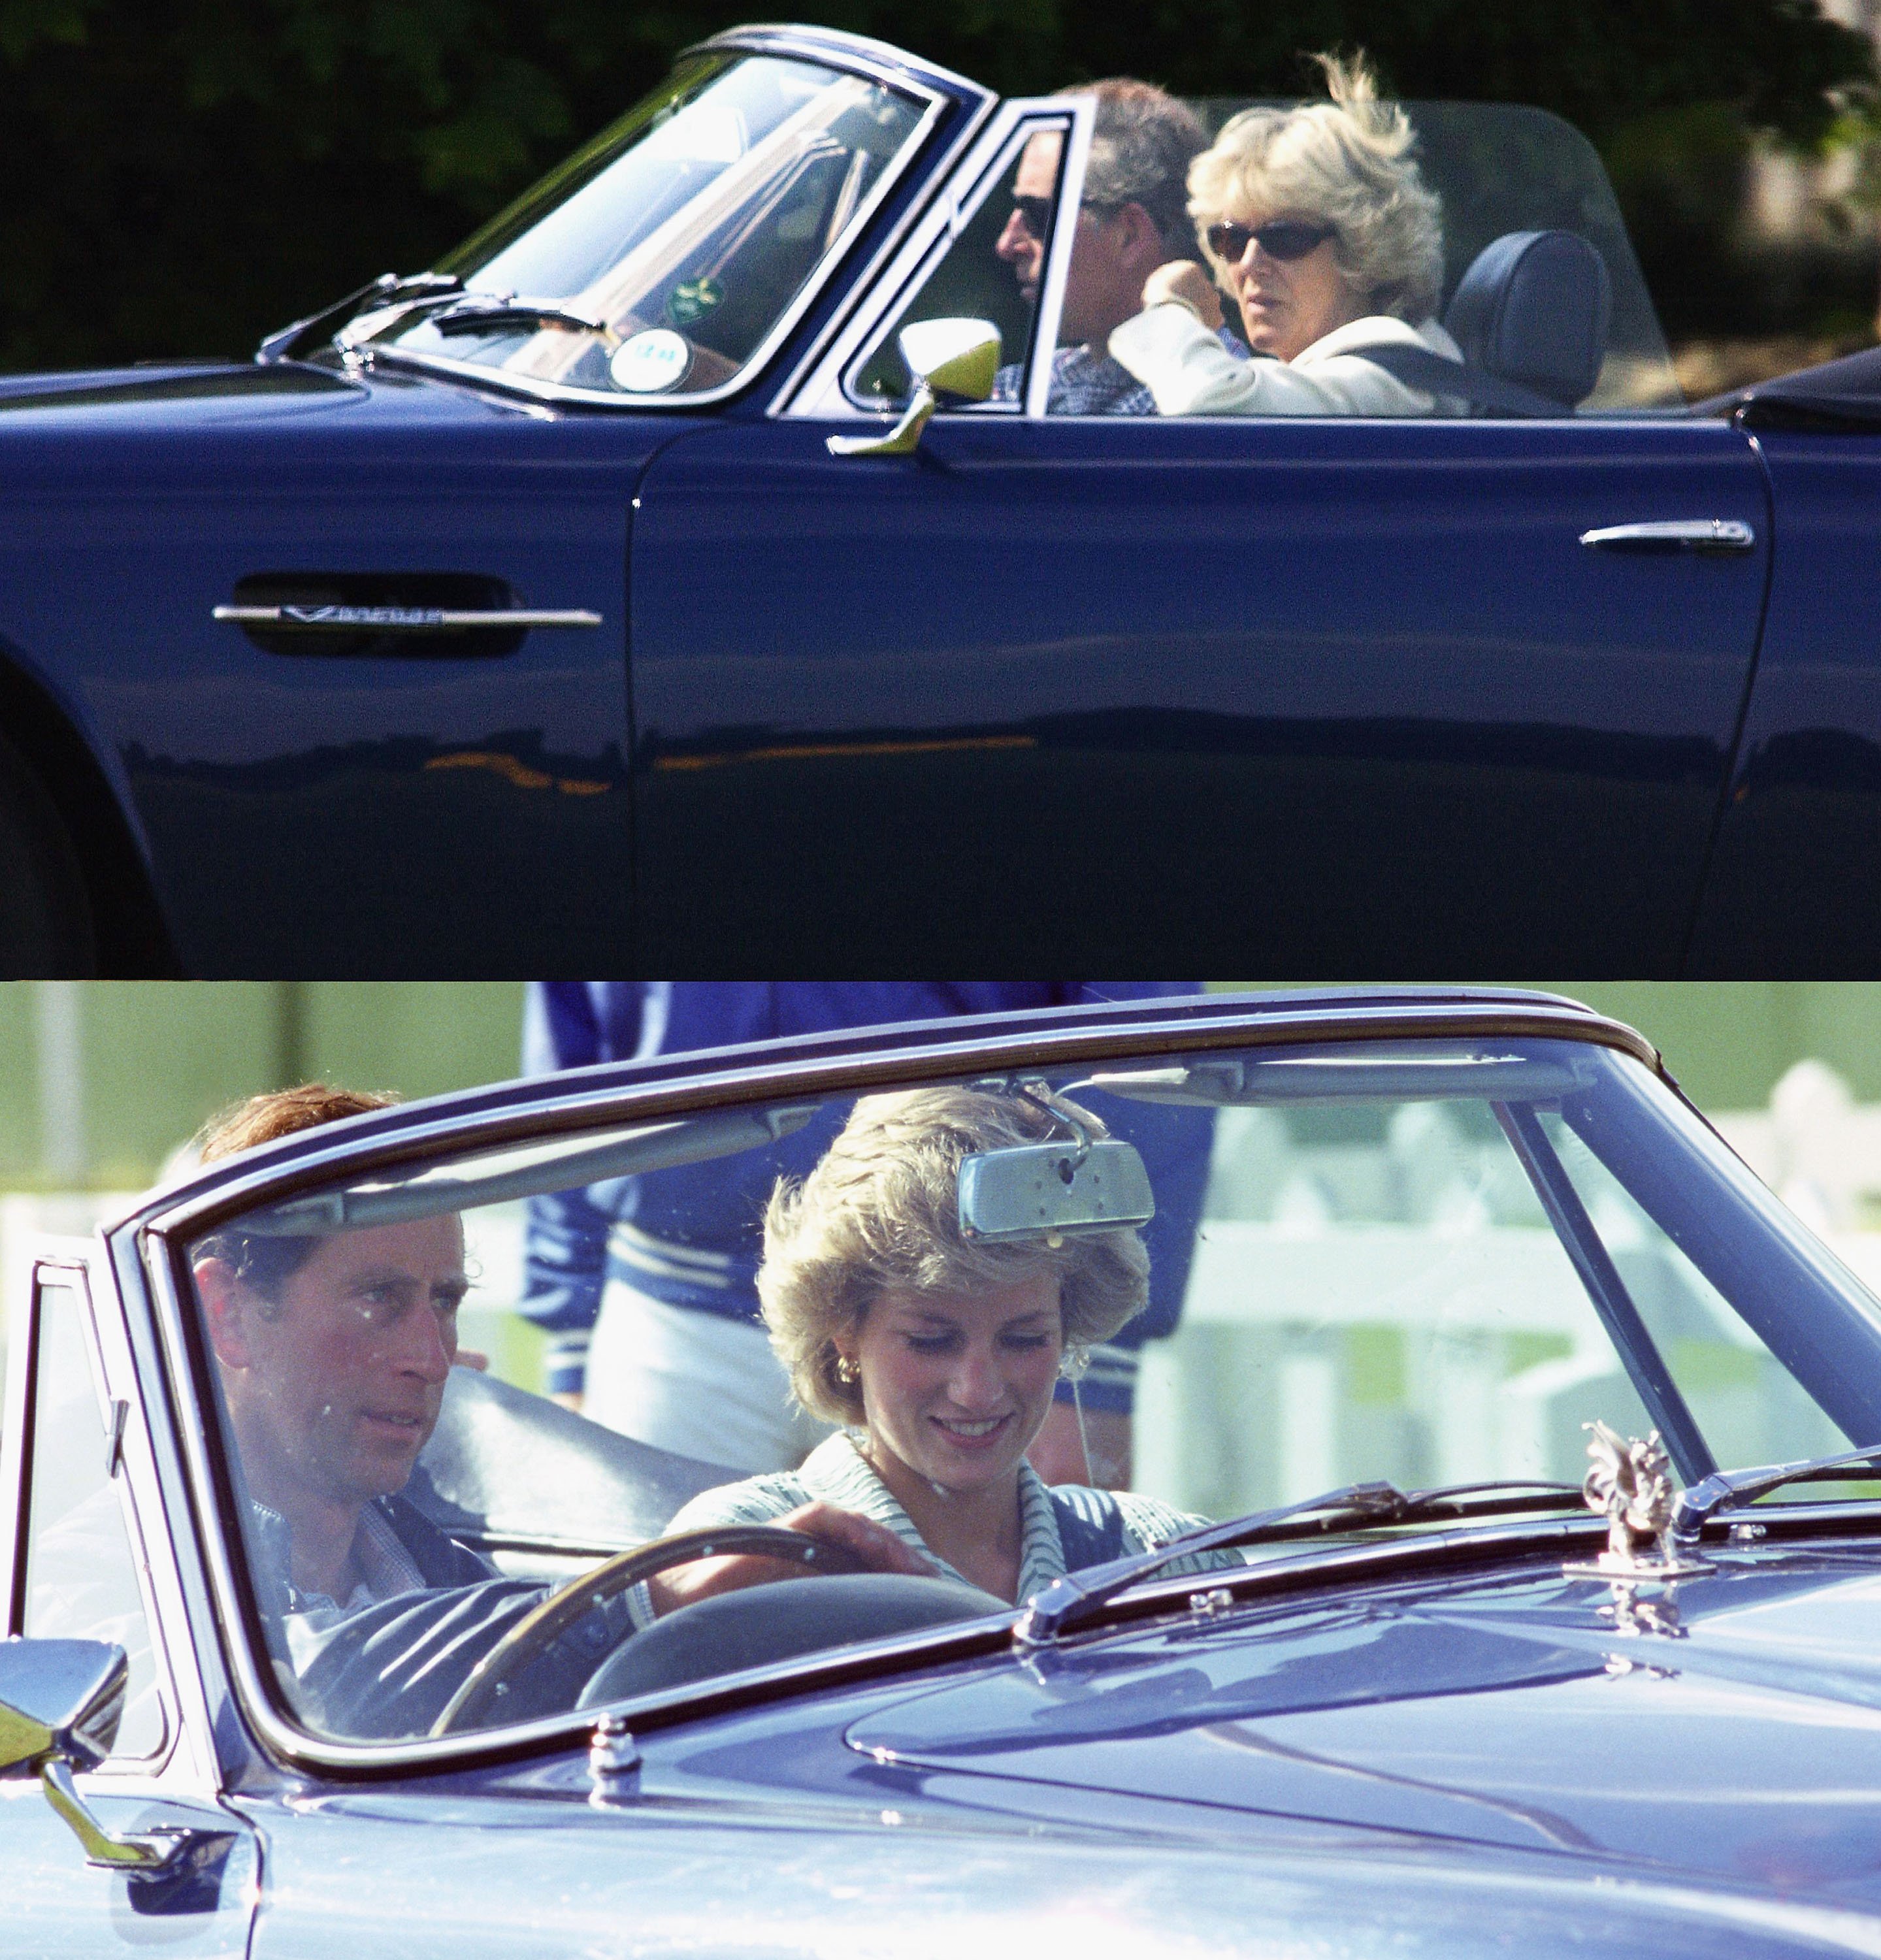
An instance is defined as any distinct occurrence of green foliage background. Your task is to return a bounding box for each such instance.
[0,0,1873,371]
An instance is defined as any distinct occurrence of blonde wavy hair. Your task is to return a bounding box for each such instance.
[757,1086,1151,1426]
[1190,52,1444,323]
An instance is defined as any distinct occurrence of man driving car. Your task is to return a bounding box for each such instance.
[190,1084,921,1737]
[991,80,1217,414]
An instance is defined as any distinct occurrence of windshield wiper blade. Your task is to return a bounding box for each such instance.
[426,298,613,342]
[1016,1478,1586,1648]
[257,271,463,365]
[1673,1443,1881,1539]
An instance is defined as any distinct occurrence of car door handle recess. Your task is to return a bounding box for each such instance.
[1578,520,1755,554]
[214,604,601,630]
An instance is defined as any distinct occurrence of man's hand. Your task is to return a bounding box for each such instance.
[1028,1402,1134,1490]
[1141,260,1224,333]
[645,1501,934,1617]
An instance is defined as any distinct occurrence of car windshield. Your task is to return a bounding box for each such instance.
[357,52,929,399]
[179,1033,1881,1748]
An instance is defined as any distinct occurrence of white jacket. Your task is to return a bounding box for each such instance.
[1109,305,1467,417]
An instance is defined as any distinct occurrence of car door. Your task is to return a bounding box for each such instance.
[626,100,1771,973]
[1,1245,259,1960]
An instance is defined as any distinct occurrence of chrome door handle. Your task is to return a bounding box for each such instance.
[213,604,601,630]
[1578,520,1755,555]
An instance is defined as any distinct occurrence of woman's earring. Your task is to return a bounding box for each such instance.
[834,1354,860,1386]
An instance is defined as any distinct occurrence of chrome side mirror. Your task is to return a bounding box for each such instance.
[0,1639,186,1871]
[828,318,1001,459]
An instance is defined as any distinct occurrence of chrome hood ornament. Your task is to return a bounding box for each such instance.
[1565,1421,1710,1584]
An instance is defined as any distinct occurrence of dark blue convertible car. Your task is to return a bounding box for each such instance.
[15,987,1881,1958]
[0,25,1876,975]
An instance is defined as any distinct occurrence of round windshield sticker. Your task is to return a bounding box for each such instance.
[666,276,725,327]
[609,329,693,394]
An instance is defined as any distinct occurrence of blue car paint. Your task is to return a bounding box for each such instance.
[215,1544,1881,1959]
[1685,427,1881,976]
[0,363,665,973]
[630,412,1774,972]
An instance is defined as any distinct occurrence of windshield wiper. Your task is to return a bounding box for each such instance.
[1016,1478,1586,1648]
[257,271,463,365]
[425,297,613,342]
[1673,1442,1881,1539]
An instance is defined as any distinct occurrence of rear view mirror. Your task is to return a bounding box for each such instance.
[828,318,1001,459]
[958,1139,1154,1244]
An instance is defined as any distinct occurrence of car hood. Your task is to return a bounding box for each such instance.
[845,1544,1881,1903]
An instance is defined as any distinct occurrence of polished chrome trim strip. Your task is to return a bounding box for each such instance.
[1579,519,1756,553]
[363,47,951,416]
[212,606,600,631]
[1023,103,1092,421]
[779,99,1090,422]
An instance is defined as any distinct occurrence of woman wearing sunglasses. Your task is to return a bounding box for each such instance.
[1108,54,1465,417]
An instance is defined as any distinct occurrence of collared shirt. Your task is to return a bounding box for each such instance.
[249,1495,487,1671]
[991,328,1255,418]
[657,1431,1215,1607]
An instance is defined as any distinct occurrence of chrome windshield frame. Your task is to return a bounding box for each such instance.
[122,992,1675,1778]
[352,25,975,414]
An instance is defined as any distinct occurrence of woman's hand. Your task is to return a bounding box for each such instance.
[646,1501,935,1616]
[1141,261,1224,333]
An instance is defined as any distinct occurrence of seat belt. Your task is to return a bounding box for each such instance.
[1347,340,1573,417]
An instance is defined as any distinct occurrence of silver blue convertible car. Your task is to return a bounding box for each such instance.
[14,987,1881,1957]
[1,25,1879,975]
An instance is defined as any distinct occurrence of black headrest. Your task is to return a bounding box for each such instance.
[1444,230,1612,408]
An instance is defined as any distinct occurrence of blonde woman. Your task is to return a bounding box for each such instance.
[1109,54,1465,416]
[651,1087,1211,1610]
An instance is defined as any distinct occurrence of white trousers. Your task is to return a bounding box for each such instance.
[583,1279,834,1472]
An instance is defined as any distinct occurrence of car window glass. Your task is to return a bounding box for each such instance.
[184,1038,1881,1748]
[20,1279,165,1759]
[363,54,928,400]
[848,118,1072,411]
[1050,95,1678,418]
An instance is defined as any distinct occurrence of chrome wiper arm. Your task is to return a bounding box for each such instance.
[1673,1442,1881,1539]
[1015,1478,1586,1649]
[256,271,462,365]
[427,298,614,343]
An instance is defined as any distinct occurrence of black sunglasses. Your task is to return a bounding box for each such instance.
[1205,218,1337,263]
[1011,193,1056,240]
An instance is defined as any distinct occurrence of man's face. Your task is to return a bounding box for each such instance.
[203,1216,466,1514]
[993,132,1175,352]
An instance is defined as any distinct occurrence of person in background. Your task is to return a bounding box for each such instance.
[521,983,1212,1488]
[989,80,1223,416]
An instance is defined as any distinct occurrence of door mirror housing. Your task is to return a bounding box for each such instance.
[828,318,1001,458]
[0,1636,128,1773]
[0,1637,190,1872]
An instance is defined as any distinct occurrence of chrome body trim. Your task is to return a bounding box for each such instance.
[1023,106,1092,421]
[779,97,1095,423]
[1579,519,1756,553]
[359,25,964,414]
[108,994,1664,1778]
[212,606,601,632]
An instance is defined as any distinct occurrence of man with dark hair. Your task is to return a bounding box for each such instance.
[992,80,1224,416]
[192,1085,490,1620]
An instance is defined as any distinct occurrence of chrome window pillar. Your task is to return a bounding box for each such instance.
[777,94,1095,423]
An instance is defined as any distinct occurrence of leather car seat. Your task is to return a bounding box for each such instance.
[1443,229,1612,410]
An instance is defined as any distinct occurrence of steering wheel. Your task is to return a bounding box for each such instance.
[429,1524,866,1737]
